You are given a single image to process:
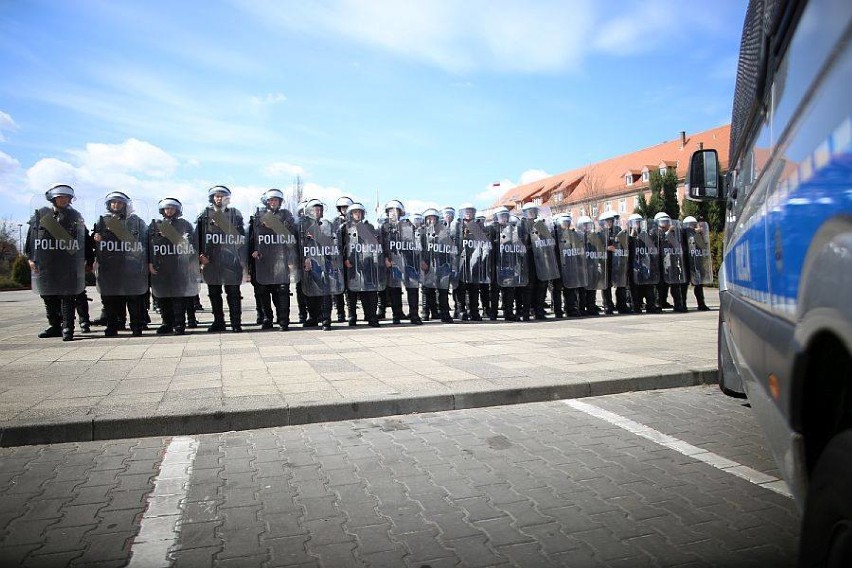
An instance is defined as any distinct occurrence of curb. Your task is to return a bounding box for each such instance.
[0,368,718,447]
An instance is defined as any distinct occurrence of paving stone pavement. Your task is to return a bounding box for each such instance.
[0,286,719,446]
[0,385,799,567]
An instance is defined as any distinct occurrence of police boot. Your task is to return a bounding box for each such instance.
[227,296,243,332]
[207,293,227,332]
[347,298,358,327]
[186,306,199,328]
[39,298,63,338]
[61,298,76,342]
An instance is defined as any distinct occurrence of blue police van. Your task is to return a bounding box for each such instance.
[687,0,850,564]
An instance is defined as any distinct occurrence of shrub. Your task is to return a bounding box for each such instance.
[11,255,30,288]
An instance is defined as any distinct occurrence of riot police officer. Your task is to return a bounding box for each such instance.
[520,203,560,320]
[599,211,631,314]
[26,184,92,341]
[149,198,200,335]
[627,213,661,314]
[197,185,248,332]
[300,199,345,330]
[455,203,491,321]
[333,196,354,322]
[249,189,299,331]
[682,216,711,311]
[654,211,687,312]
[489,206,528,321]
[553,214,586,318]
[342,202,383,327]
[92,191,148,337]
[381,200,423,325]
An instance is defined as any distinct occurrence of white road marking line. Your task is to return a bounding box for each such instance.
[563,399,792,498]
[128,436,199,567]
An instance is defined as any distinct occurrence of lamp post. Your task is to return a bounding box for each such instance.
[17,223,22,255]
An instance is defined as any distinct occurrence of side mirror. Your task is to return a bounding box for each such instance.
[686,149,725,201]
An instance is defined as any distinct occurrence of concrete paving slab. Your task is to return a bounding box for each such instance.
[0,284,721,446]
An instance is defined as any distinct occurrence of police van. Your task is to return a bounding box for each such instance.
[687,0,850,564]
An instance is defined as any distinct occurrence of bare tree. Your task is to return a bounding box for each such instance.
[285,175,304,216]
[580,166,606,217]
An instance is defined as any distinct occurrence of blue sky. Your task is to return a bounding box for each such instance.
[0,0,745,226]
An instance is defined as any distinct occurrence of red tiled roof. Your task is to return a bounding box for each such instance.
[493,125,731,209]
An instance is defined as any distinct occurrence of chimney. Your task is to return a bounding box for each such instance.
[699,142,704,150]
[680,131,686,149]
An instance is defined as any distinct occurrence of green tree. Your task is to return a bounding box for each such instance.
[649,169,680,219]
[634,191,663,219]
[11,254,30,287]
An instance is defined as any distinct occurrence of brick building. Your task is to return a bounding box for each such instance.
[488,125,730,220]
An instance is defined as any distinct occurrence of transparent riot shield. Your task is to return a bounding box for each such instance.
[384,220,422,288]
[252,208,300,286]
[300,217,345,297]
[94,199,149,296]
[345,219,386,292]
[458,219,492,284]
[422,223,458,290]
[633,220,660,286]
[528,215,560,281]
[611,223,630,288]
[556,226,587,289]
[495,222,528,287]
[584,228,608,290]
[686,221,714,285]
[198,206,248,286]
[660,220,687,285]
[28,204,87,296]
[149,217,200,298]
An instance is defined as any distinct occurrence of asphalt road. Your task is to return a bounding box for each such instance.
[0,385,799,567]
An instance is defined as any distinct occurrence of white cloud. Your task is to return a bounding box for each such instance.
[251,92,287,106]
[68,139,179,178]
[0,111,16,142]
[404,199,441,216]
[475,179,515,202]
[593,1,677,56]
[236,0,595,73]
[264,161,306,178]
[519,169,550,185]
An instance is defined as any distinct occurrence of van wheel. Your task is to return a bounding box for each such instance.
[799,429,852,567]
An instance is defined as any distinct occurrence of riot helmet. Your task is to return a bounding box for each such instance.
[627,212,643,232]
[423,208,440,226]
[459,202,476,220]
[208,185,232,206]
[305,198,324,219]
[45,184,75,203]
[261,189,285,210]
[411,212,424,228]
[493,206,510,225]
[509,214,520,226]
[297,199,308,217]
[442,206,456,223]
[347,202,366,223]
[384,199,405,222]
[654,211,672,229]
[336,196,354,215]
[682,215,698,229]
[577,215,595,232]
[104,191,131,213]
[158,197,183,218]
[521,202,539,219]
[556,214,572,229]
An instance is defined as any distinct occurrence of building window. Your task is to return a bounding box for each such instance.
[591,204,599,217]
[633,196,639,209]
[660,167,667,176]
[642,171,649,182]
[619,198,627,213]
[604,201,612,212]
[625,175,633,186]
[553,192,562,202]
